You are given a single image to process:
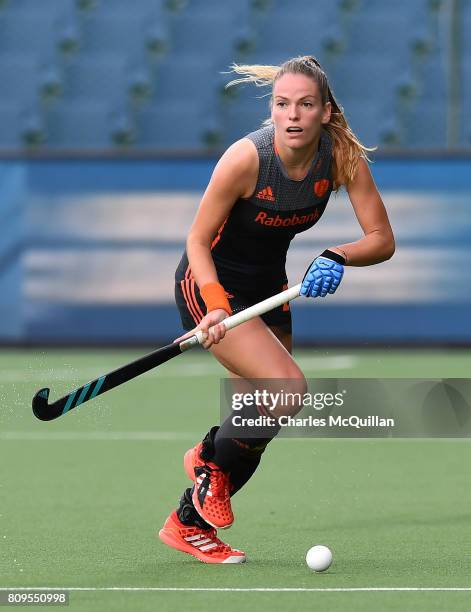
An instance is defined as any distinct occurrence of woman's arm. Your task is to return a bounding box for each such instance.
[330,158,395,266]
[174,138,258,348]
[186,138,258,287]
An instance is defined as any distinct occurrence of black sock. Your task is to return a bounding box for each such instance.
[198,426,270,496]
[176,487,212,530]
[229,444,266,495]
[211,402,281,473]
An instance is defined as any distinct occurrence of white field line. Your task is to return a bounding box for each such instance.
[0,356,357,383]
[2,432,471,442]
[1,587,471,593]
[0,431,198,441]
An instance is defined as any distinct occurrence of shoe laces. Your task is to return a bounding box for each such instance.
[206,465,230,498]
[208,533,233,554]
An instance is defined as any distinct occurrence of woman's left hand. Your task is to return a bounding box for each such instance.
[300,255,344,298]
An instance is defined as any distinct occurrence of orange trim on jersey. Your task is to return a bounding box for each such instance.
[182,267,198,321]
[189,278,204,320]
[181,279,200,325]
[182,266,204,323]
[282,283,290,312]
[211,218,228,250]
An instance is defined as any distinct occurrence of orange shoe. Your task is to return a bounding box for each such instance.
[158,511,245,564]
[183,442,204,481]
[184,427,220,481]
[185,440,239,494]
[192,462,233,529]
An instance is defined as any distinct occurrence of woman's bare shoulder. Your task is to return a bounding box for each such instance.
[211,137,259,199]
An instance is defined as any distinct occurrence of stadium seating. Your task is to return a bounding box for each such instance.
[0,55,40,104]
[461,1,471,145]
[45,102,129,148]
[79,13,153,58]
[0,0,464,149]
[62,57,129,103]
[463,58,471,146]
[0,105,23,147]
[222,88,270,144]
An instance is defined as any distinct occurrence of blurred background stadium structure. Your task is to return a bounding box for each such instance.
[0,0,466,149]
[0,0,470,344]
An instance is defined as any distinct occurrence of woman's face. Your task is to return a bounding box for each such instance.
[271,72,331,149]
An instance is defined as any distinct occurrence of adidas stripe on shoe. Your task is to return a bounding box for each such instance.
[158,511,245,564]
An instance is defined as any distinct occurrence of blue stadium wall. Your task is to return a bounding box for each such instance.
[1,156,470,345]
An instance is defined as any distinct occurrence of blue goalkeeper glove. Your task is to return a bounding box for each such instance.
[300,249,345,298]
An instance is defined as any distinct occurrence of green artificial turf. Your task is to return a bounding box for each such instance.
[1,348,470,611]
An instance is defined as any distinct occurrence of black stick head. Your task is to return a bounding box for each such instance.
[32,387,51,421]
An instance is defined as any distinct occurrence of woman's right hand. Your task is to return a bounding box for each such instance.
[174,308,229,349]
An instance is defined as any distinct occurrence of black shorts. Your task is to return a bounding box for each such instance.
[174,255,292,334]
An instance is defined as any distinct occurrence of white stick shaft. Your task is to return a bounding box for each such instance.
[192,283,301,345]
[224,283,301,331]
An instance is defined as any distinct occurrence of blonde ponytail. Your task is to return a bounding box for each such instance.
[226,56,375,187]
[226,63,280,89]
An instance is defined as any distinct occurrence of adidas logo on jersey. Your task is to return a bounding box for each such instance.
[256,186,275,202]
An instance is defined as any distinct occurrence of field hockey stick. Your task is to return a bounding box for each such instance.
[32,283,302,421]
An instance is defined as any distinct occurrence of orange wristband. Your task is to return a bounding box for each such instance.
[200,282,232,315]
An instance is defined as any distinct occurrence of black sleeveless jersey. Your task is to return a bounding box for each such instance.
[177,124,333,283]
